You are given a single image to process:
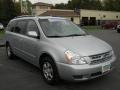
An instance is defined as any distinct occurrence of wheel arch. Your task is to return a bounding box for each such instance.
[39,52,56,67]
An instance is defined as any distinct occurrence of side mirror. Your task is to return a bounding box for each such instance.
[27,31,39,39]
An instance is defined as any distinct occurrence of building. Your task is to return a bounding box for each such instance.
[32,2,120,25]
[32,2,80,24]
[32,2,52,15]
[80,9,120,25]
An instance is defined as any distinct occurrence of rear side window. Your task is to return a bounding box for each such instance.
[14,20,27,34]
[6,21,16,32]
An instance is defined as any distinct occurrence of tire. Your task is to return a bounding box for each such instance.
[6,44,15,59]
[40,56,59,85]
[117,29,120,33]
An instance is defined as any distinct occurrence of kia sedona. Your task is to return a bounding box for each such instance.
[5,16,116,85]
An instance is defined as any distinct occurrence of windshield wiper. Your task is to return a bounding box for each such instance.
[65,34,86,37]
[47,34,86,38]
[47,35,65,38]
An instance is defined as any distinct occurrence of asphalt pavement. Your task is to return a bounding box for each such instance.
[0,30,120,90]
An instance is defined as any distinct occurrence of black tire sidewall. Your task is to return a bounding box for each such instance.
[41,56,59,85]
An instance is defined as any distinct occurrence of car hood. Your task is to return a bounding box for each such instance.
[48,35,112,56]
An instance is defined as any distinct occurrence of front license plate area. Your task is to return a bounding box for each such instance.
[102,64,111,73]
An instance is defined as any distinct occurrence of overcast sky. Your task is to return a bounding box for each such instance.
[29,0,69,5]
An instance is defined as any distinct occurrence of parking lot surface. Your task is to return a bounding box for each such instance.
[0,30,120,90]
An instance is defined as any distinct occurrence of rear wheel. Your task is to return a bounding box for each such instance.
[40,56,59,85]
[6,44,15,59]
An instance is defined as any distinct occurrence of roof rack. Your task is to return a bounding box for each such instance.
[14,15,38,19]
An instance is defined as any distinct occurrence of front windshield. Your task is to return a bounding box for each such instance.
[39,18,86,37]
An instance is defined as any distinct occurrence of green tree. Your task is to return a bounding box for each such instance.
[0,0,18,21]
[26,0,32,14]
[54,3,67,9]
[5,0,17,19]
[54,0,103,10]
[103,0,120,11]
[14,2,21,16]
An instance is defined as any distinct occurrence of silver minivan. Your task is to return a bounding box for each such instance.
[5,16,116,85]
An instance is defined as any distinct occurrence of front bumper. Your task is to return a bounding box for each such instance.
[56,56,116,81]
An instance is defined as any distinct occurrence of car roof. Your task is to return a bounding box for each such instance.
[9,16,67,24]
[39,16,65,20]
[12,16,66,21]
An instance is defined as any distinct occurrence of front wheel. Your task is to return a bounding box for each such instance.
[40,56,59,85]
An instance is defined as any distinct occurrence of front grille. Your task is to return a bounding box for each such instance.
[89,51,112,65]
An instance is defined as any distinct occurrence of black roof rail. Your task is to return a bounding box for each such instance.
[14,15,38,19]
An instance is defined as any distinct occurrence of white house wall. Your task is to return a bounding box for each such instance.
[80,9,120,20]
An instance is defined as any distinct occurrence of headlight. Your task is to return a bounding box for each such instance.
[65,50,87,65]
